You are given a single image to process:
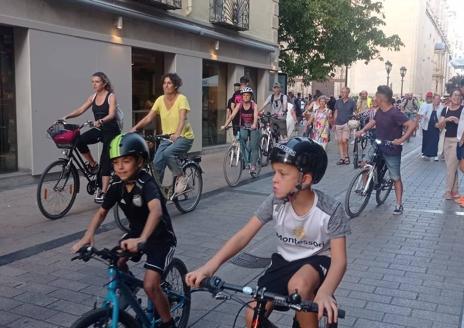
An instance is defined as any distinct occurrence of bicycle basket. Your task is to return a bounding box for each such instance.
[47,122,80,149]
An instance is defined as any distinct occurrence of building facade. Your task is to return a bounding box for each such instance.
[0,0,279,175]
[343,0,451,98]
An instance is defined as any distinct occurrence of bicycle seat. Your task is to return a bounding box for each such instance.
[229,252,271,269]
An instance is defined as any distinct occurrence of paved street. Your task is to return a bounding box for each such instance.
[1,137,464,327]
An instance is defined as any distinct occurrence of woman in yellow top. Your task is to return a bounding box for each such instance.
[131,73,194,194]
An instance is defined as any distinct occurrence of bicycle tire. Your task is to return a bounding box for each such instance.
[113,203,130,233]
[252,146,263,178]
[70,307,138,328]
[223,145,243,187]
[162,258,191,328]
[345,168,373,218]
[37,159,79,220]
[260,134,270,167]
[352,139,359,169]
[376,178,393,205]
[173,163,203,213]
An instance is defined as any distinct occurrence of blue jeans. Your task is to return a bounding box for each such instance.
[154,137,193,182]
[239,128,260,167]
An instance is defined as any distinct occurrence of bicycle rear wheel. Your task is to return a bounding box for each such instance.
[37,159,79,220]
[223,145,243,186]
[251,146,263,178]
[113,204,130,233]
[344,168,373,218]
[163,258,191,328]
[376,178,393,205]
[173,163,202,213]
[70,308,138,328]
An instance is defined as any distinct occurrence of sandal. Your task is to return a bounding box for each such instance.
[344,157,350,165]
[336,159,345,165]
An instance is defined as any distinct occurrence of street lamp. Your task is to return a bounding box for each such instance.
[385,60,393,86]
[400,66,407,97]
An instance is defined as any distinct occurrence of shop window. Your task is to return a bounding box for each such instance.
[132,48,164,135]
[0,26,17,173]
[202,60,228,146]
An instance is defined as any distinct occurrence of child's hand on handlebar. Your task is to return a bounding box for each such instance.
[185,265,214,288]
[314,289,339,324]
[71,235,94,253]
[120,238,145,253]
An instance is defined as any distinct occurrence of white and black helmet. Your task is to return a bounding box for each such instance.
[240,87,254,95]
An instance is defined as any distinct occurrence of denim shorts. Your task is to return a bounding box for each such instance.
[383,154,402,181]
[457,144,464,161]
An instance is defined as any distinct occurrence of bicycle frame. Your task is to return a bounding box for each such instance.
[102,264,186,328]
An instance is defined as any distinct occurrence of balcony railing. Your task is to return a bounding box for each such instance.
[140,0,182,10]
[209,0,249,31]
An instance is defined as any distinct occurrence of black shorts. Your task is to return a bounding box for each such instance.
[257,253,331,296]
[121,233,175,274]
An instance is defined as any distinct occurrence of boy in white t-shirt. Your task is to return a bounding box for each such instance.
[186,137,350,327]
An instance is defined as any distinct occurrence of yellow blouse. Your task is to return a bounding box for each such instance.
[151,94,194,140]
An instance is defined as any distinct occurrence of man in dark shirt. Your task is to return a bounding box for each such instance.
[357,85,416,215]
[227,82,242,135]
[334,87,356,165]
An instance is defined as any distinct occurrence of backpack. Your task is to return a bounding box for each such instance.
[271,94,286,115]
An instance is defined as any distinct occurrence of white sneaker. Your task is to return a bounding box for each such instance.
[434,156,439,161]
[174,175,188,194]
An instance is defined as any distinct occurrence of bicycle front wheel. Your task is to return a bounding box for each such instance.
[113,204,130,233]
[173,163,202,213]
[37,159,79,220]
[260,134,271,167]
[344,168,373,218]
[223,145,243,186]
[70,308,138,328]
[352,138,359,169]
[376,178,393,205]
[252,146,263,178]
[163,258,191,328]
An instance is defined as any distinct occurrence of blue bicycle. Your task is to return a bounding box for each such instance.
[70,246,190,328]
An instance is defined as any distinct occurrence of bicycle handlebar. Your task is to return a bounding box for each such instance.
[200,276,345,319]
[71,244,146,263]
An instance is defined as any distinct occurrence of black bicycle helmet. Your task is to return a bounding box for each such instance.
[269,137,328,184]
[109,133,149,161]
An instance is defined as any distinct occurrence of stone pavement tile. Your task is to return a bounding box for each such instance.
[0,266,27,277]
[6,317,59,328]
[13,292,58,307]
[374,287,417,300]
[411,309,460,326]
[48,278,89,292]
[48,288,93,304]
[10,303,59,321]
[15,282,58,294]
[349,290,392,304]
[0,296,22,311]
[365,301,411,316]
[0,310,21,325]
[342,306,384,321]
[0,286,24,298]
[47,299,93,316]
[382,313,433,328]
[359,278,400,289]
[354,318,405,328]
[46,312,79,328]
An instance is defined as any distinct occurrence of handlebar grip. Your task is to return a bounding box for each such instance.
[71,255,80,261]
[200,276,224,291]
[338,309,346,319]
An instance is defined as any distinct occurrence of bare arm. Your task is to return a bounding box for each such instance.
[65,96,93,119]
[223,104,241,128]
[396,119,418,144]
[252,103,259,128]
[131,109,157,132]
[258,96,271,113]
[186,217,264,287]
[314,237,347,322]
[71,207,109,252]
